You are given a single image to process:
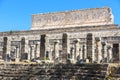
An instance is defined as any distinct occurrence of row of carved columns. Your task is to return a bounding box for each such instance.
[1,33,120,64]
[95,37,113,63]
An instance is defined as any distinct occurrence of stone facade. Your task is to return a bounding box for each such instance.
[31,7,113,30]
[0,7,120,64]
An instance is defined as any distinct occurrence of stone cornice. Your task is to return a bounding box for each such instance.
[0,24,119,36]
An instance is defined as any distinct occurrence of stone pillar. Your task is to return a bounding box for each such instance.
[104,43,107,60]
[80,45,83,60]
[107,45,112,63]
[34,44,37,59]
[3,37,8,61]
[21,37,25,60]
[49,48,53,61]
[15,46,20,62]
[70,46,74,60]
[54,40,59,60]
[95,37,102,63]
[24,37,29,59]
[62,33,69,63]
[40,34,46,60]
[92,37,95,63]
[7,37,11,60]
[30,45,35,60]
[34,42,40,59]
[45,35,49,60]
[36,42,40,58]
[86,33,95,63]
[102,41,107,62]
[119,43,120,63]
[28,46,31,60]
[83,44,87,59]
[74,39,80,62]
[72,48,75,60]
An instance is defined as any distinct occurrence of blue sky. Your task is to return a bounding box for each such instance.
[0,0,120,32]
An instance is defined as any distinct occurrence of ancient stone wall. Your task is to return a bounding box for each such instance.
[0,63,110,80]
[0,25,120,63]
[31,7,113,30]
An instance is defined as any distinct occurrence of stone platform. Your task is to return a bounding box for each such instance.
[0,62,120,80]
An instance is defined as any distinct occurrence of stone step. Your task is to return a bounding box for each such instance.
[0,63,109,80]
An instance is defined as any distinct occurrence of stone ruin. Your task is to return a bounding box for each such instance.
[0,7,120,80]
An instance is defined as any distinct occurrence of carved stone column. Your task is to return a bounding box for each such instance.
[2,37,9,61]
[86,33,95,63]
[30,45,35,60]
[83,44,87,59]
[28,46,31,60]
[40,34,46,60]
[102,41,107,62]
[7,37,11,61]
[80,45,83,60]
[95,37,102,63]
[74,39,80,62]
[15,46,20,62]
[25,37,29,58]
[49,48,53,61]
[21,37,25,61]
[104,43,107,60]
[45,35,49,60]
[119,43,120,63]
[107,45,112,63]
[70,46,74,60]
[36,42,40,58]
[34,41,40,59]
[54,40,59,60]
[62,33,69,63]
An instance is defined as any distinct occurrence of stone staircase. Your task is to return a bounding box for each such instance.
[26,63,109,80]
[0,63,31,80]
[0,63,110,80]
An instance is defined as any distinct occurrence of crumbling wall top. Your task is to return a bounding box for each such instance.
[31,7,114,30]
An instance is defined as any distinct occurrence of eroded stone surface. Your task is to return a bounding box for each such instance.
[32,7,113,30]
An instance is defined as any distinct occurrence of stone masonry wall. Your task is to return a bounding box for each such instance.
[31,7,113,30]
[0,63,110,80]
